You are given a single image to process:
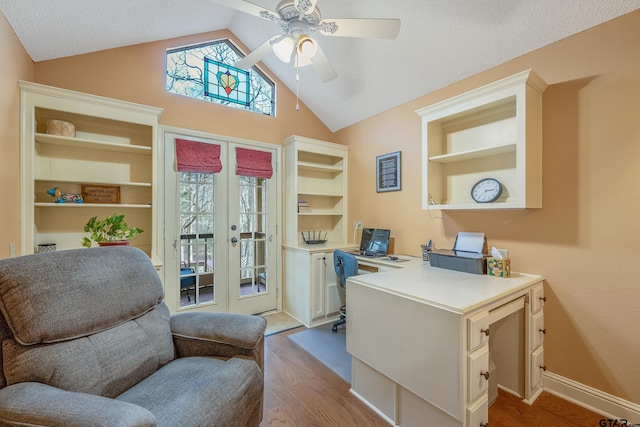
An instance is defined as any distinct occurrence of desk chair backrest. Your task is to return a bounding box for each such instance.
[334,250,358,287]
[332,250,357,332]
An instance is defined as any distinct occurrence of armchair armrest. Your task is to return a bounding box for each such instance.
[170,312,266,371]
[0,382,156,426]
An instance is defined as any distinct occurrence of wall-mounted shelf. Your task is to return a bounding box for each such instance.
[428,142,516,164]
[417,69,547,210]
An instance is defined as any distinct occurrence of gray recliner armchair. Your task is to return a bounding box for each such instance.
[0,246,266,427]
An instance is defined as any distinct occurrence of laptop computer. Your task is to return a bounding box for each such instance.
[351,228,391,257]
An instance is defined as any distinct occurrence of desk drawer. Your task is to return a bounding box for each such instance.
[468,346,490,403]
[467,393,489,427]
[467,310,490,352]
[531,346,545,389]
[532,284,545,314]
[531,311,545,350]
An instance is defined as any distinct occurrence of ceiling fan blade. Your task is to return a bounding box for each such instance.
[318,18,401,39]
[209,0,280,22]
[234,36,278,69]
[310,44,337,82]
[294,0,318,16]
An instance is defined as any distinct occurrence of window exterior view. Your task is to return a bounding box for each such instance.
[166,39,275,116]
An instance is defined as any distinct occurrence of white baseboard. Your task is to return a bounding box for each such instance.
[544,371,640,422]
[349,388,396,426]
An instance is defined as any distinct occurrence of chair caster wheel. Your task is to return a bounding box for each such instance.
[332,325,337,333]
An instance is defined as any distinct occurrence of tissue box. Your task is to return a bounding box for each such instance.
[487,257,511,277]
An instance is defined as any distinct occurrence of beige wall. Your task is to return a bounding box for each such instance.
[0,13,33,258]
[3,6,639,409]
[335,11,640,404]
[33,29,334,145]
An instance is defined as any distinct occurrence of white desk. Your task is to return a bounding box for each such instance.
[354,254,425,272]
[283,247,421,328]
[346,263,545,427]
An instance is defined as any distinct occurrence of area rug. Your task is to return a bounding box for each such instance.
[263,312,303,336]
[288,322,351,383]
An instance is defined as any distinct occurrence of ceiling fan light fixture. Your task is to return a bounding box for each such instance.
[296,35,317,66]
[272,36,295,63]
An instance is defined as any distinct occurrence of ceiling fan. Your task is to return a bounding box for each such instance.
[211,0,401,82]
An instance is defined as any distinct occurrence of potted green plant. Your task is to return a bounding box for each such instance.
[81,214,143,248]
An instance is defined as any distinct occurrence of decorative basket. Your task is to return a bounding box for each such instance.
[37,243,57,253]
[46,120,76,137]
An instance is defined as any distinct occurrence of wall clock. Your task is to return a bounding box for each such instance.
[471,178,503,203]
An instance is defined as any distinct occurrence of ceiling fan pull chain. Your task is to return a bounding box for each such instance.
[295,53,301,111]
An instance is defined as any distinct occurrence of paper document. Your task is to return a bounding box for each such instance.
[454,232,485,254]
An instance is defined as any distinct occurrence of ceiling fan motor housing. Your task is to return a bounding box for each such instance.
[277,0,321,33]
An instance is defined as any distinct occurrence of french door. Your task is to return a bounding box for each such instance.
[227,143,278,313]
[164,132,278,315]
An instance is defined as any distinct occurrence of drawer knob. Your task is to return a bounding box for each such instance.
[540,296,547,302]
[480,422,489,427]
[539,328,546,334]
[481,328,490,336]
[540,365,547,371]
[480,371,490,380]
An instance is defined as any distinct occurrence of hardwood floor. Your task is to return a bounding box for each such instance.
[260,327,605,427]
[489,389,604,427]
[260,326,388,427]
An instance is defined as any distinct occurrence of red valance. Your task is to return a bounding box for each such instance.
[175,138,222,173]
[236,147,273,179]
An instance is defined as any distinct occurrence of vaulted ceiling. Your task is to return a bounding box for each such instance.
[2,0,639,131]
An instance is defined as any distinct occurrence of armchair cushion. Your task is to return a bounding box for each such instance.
[171,311,266,350]
[171,312,266,371]
[3,304,174,398]
[0,382,156,427]
[116,356,263,426]
[0,246,164,345]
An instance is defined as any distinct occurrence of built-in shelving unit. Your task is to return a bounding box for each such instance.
[283,136,349,247]
[282,136,351,328]
[417,69,547,210]
[20,81,162,262]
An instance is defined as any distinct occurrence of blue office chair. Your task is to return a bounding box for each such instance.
[332,250,358,333]
[180,267,196,302]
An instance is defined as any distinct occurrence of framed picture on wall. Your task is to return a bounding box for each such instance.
[376,151,401,192]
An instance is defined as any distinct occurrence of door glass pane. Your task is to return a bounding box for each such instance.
[179,172,215,307]
[238,176,268,297]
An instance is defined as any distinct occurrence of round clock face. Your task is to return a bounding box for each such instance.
[471,178,503,203]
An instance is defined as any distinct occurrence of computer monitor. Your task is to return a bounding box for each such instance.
[359,228,391,257]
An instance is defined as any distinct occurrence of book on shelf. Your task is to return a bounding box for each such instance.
[298,200,311,213]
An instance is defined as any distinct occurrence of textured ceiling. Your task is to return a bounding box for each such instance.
[2,0,640,132]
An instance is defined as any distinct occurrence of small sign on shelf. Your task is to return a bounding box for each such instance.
[81,185,120,204]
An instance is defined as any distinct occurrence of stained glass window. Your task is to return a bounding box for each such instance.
[204,59,250,107]
[166,40,275,116]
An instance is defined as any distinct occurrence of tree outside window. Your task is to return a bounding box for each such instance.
[166,40,275,116]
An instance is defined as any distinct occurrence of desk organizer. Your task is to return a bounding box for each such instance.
[487,257,511,277]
